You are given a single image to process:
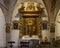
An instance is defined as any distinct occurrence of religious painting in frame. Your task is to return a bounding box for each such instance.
[12,20,19,29]
[42,22,48,30]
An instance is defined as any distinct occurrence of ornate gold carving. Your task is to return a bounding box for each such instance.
[19,2,43,17]
[25,18,35,25]
[26,2,35,11]
[19,2,43,38]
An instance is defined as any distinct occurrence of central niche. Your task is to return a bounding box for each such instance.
[23,17,37,35]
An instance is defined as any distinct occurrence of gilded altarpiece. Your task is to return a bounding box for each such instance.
[20,16,41,37]
[19,2,43,38]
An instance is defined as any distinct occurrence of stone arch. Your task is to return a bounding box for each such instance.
[0,8,6,48]
[55,9,60,40]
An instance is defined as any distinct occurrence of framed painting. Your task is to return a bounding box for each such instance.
[42,22,47,30]
[12,20,19,29]
[50,26,55,33]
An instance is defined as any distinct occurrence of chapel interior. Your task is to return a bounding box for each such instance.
[0,0,60,48]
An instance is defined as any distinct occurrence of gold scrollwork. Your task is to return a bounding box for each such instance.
[26,2,35,11]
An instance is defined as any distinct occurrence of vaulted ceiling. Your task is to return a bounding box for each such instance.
[0,0,60,24]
